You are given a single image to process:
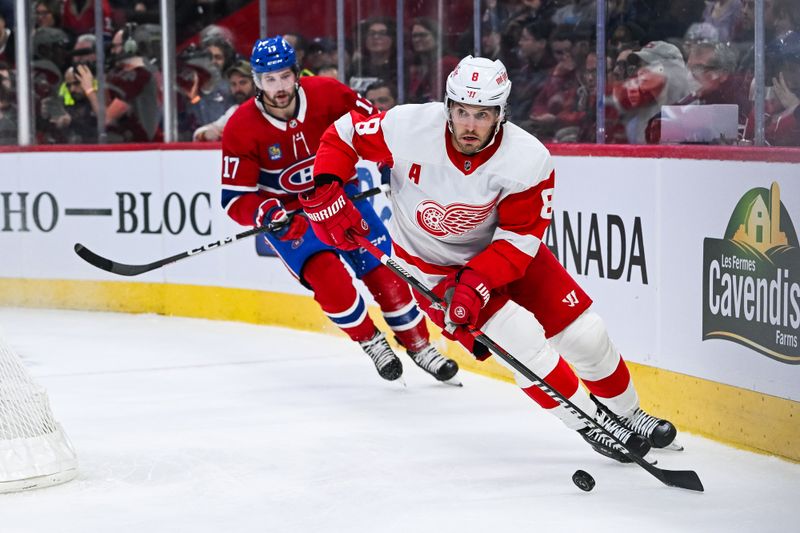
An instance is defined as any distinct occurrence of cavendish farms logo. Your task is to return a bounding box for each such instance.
[702,182,800,363]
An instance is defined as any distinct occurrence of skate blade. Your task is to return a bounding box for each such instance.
[662,439,684,452]
[391,376,407,388]
[440,377,463,387]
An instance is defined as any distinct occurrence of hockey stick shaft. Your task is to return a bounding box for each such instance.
[74,184,389,277]
[352,234,703,492]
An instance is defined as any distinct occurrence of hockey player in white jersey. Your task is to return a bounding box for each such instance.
[300,55,678,462]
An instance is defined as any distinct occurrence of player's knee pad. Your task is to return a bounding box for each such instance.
[549,309,618,375]
[482,301,559,384]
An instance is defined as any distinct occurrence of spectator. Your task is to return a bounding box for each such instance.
[609,40,695,143]
[77,24,161,142]
[770,0,800,40]
[747,30,800,145]
[482,0,510,31]
[202,35,236,78]
[702,0,743,43]
[34,1,61,30]
[61,0,112,38]
[526,27,579,140]
[193,59,255,142]
[316,64,339,79]
[283,32,308,73]
[683,22,720,57]
[177,43,233,140]
[70,33,97,68]
[0,61,15,144]
[363,79,397,111]
[0,11,14,67]
[683,42,750,124]
[406,18,459,104]
[508,20,555,125]
[552,0,596,28]
[350,17,396,91]
[305,37,340,77]
[44,65,98,143]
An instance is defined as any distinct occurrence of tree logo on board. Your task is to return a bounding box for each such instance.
[702,181,800,363]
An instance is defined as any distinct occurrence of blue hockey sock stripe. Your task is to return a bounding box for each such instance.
[383,302,424,332]
[326,295,369,329]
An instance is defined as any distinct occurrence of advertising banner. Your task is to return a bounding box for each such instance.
[2,149,797,400]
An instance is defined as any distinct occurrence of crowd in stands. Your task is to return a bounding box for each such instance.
[0,0,797,146]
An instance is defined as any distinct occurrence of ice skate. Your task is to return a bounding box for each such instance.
[407,343,460,385]
[618,406,679,449]
[578,401,651,463]
[359,331,403,381]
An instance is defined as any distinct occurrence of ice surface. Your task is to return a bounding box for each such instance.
[0,308,798,533]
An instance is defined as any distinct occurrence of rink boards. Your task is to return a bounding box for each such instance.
[0,144,798,461]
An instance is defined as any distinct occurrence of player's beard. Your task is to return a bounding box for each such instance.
[262,89,296,109]
[453,128,492,155]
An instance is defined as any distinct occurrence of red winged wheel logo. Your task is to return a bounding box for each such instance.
[415,198,497,237]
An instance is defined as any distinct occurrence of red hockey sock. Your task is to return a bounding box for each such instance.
[520,356,580,409]
[362,265,429,352]
[580,356,632,400]
[303,252,376,342]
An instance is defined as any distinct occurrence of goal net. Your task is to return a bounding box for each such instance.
[0,332,78,493]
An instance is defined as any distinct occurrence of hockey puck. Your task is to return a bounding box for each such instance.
[572,469,595,492]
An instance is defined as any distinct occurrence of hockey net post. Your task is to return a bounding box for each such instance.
[0,331,78,493]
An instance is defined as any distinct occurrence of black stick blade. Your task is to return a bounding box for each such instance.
[656,469,704,492]
[74,243,154,276]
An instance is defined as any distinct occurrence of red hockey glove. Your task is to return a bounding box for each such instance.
[299,182,369,251]
[255,198,309,242]
[443,269,491,331]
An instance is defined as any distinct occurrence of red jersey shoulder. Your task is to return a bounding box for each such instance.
[300,76,366,118]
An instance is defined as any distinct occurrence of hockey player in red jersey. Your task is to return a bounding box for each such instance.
[221,36,458,383]
[300,55,679,462]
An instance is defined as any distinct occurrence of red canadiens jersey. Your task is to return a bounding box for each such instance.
[314,102,556,290]
[221,76,374,227]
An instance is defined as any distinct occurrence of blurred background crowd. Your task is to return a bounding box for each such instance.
[0,0,798,147]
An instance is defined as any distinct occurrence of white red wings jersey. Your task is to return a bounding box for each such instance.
[314,101,556,289]
[220,76,374,227]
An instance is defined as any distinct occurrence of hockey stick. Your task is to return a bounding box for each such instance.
[352,234,704,492]
[74,184,389,277]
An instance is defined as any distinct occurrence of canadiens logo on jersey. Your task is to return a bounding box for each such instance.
[277,155,316,193]
[415,198,497,237]
[268,144,282,160]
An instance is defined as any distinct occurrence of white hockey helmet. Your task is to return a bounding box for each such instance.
[445,55,512,123]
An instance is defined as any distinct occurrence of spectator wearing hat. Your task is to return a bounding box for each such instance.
[177,42,234,140]
[609,40,695,143]
[76,26,161,142]
[305,37,342,77]
[193,59,256,142]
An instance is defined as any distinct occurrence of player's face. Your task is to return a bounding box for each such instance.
[449,103,499,155]
[259,67,297,109]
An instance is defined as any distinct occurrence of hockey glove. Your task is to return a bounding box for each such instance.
[442,269,491,331]
[255,198,309,242]
[299,181,369,251]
